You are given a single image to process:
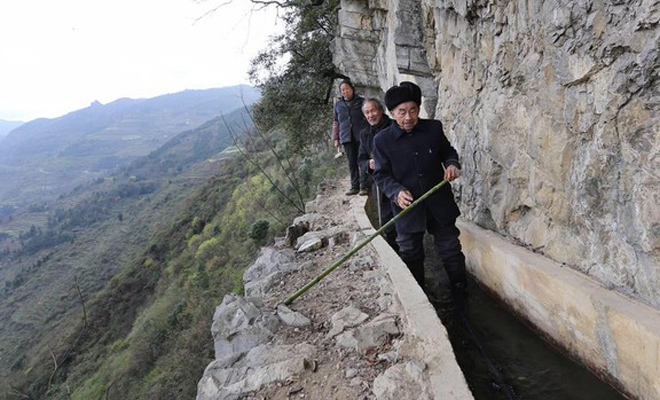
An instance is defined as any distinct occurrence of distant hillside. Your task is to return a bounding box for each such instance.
[0,105,255,394]
[0,119,23,139]
[122,107,251,180]
[0,85,260,205]
[0,92,345,398]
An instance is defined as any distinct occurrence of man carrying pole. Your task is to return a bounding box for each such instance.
[283,83,465,308]
[373,81,467,309]
[358,98,399,253]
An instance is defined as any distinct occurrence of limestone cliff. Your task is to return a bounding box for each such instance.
[333,0,660,306]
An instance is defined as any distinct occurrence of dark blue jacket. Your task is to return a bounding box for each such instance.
[333,96,368,144]
[358,116,392,175]
[373,118,461,233]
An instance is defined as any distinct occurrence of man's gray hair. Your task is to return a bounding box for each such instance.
[361,98,385,113]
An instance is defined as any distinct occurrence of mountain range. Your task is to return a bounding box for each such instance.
[0,85,260,205]
[0,119,23,139]
[0,90,261,396]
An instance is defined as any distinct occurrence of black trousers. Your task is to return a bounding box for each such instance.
[396,216,466,289]
[343,141,368,190]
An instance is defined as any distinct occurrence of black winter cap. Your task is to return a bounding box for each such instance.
[384,81,422,111]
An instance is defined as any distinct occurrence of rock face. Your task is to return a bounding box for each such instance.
[210,295,280,361]
[334,0,660,307]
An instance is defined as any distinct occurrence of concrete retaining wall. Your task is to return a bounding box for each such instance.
[458,220,660,400]
[354,191,660,399]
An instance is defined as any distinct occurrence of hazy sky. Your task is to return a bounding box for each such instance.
[0,0,282,122]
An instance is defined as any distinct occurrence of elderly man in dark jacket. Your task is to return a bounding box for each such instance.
[373,81,466,307]
[332,80,370,195]
[357,98,398,252]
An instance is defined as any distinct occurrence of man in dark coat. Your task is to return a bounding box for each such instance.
[357,98,398,252]
[332,79,370,195]
[373,81,466,306]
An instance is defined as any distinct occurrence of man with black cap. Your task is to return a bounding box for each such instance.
[373,81,467,309]
[331,79,370,196]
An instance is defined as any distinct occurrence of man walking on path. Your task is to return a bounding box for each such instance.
[332,79,370,195]
[357,98,399,252]
[373,81,467,308]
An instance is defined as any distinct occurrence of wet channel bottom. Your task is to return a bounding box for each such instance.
[426,272,626,400]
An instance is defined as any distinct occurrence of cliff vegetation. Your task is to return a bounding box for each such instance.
[0,1,344,398]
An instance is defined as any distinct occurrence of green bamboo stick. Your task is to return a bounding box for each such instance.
[283,179,449,305]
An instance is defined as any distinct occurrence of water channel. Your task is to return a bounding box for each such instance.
[423,237,627,400]
[365,198,626,399]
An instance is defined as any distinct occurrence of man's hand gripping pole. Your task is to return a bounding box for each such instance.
[282,179,449,306]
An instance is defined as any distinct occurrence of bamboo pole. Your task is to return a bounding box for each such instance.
[283,179,449,305]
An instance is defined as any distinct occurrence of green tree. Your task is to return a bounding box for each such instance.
[247,220,270,242]
[249,0,341,152]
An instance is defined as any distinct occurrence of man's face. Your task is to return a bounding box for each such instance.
[339,83,354,100]
[363,101,383,127]
[393,101,419,132]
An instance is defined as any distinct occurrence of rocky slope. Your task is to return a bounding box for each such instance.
[333,0,660,307]
[196,179,471,400]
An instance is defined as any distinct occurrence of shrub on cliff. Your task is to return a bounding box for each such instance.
[248,219,270,242]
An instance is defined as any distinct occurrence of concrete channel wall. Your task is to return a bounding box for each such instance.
[352,198,474,399]
[354,192,660,400]
[458,220,660,400]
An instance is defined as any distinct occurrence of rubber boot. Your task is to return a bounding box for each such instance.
[405,260,425,289]
[443,256,467,314]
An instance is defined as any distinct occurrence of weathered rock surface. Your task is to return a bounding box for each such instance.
[284,213,328,247]
[334,0,660,306]
[243,247,300,297]
[335,314,400,351]
[197,343,316,400]
[373,361,430,400]
[276,304,312,327]
[196,180,470,400]
[327,305,370,338]
[210,295,280,360]
[295,226,348,252]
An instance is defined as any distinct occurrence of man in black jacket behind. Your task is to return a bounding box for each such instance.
[357,98,398,252]
[373,81,467,308]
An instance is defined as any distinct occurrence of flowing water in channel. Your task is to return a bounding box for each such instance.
[422,237,626,400]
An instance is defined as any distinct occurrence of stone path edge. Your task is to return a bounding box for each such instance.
[351,196,474,400]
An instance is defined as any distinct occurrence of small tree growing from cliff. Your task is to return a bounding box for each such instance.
[248,0,341,152]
